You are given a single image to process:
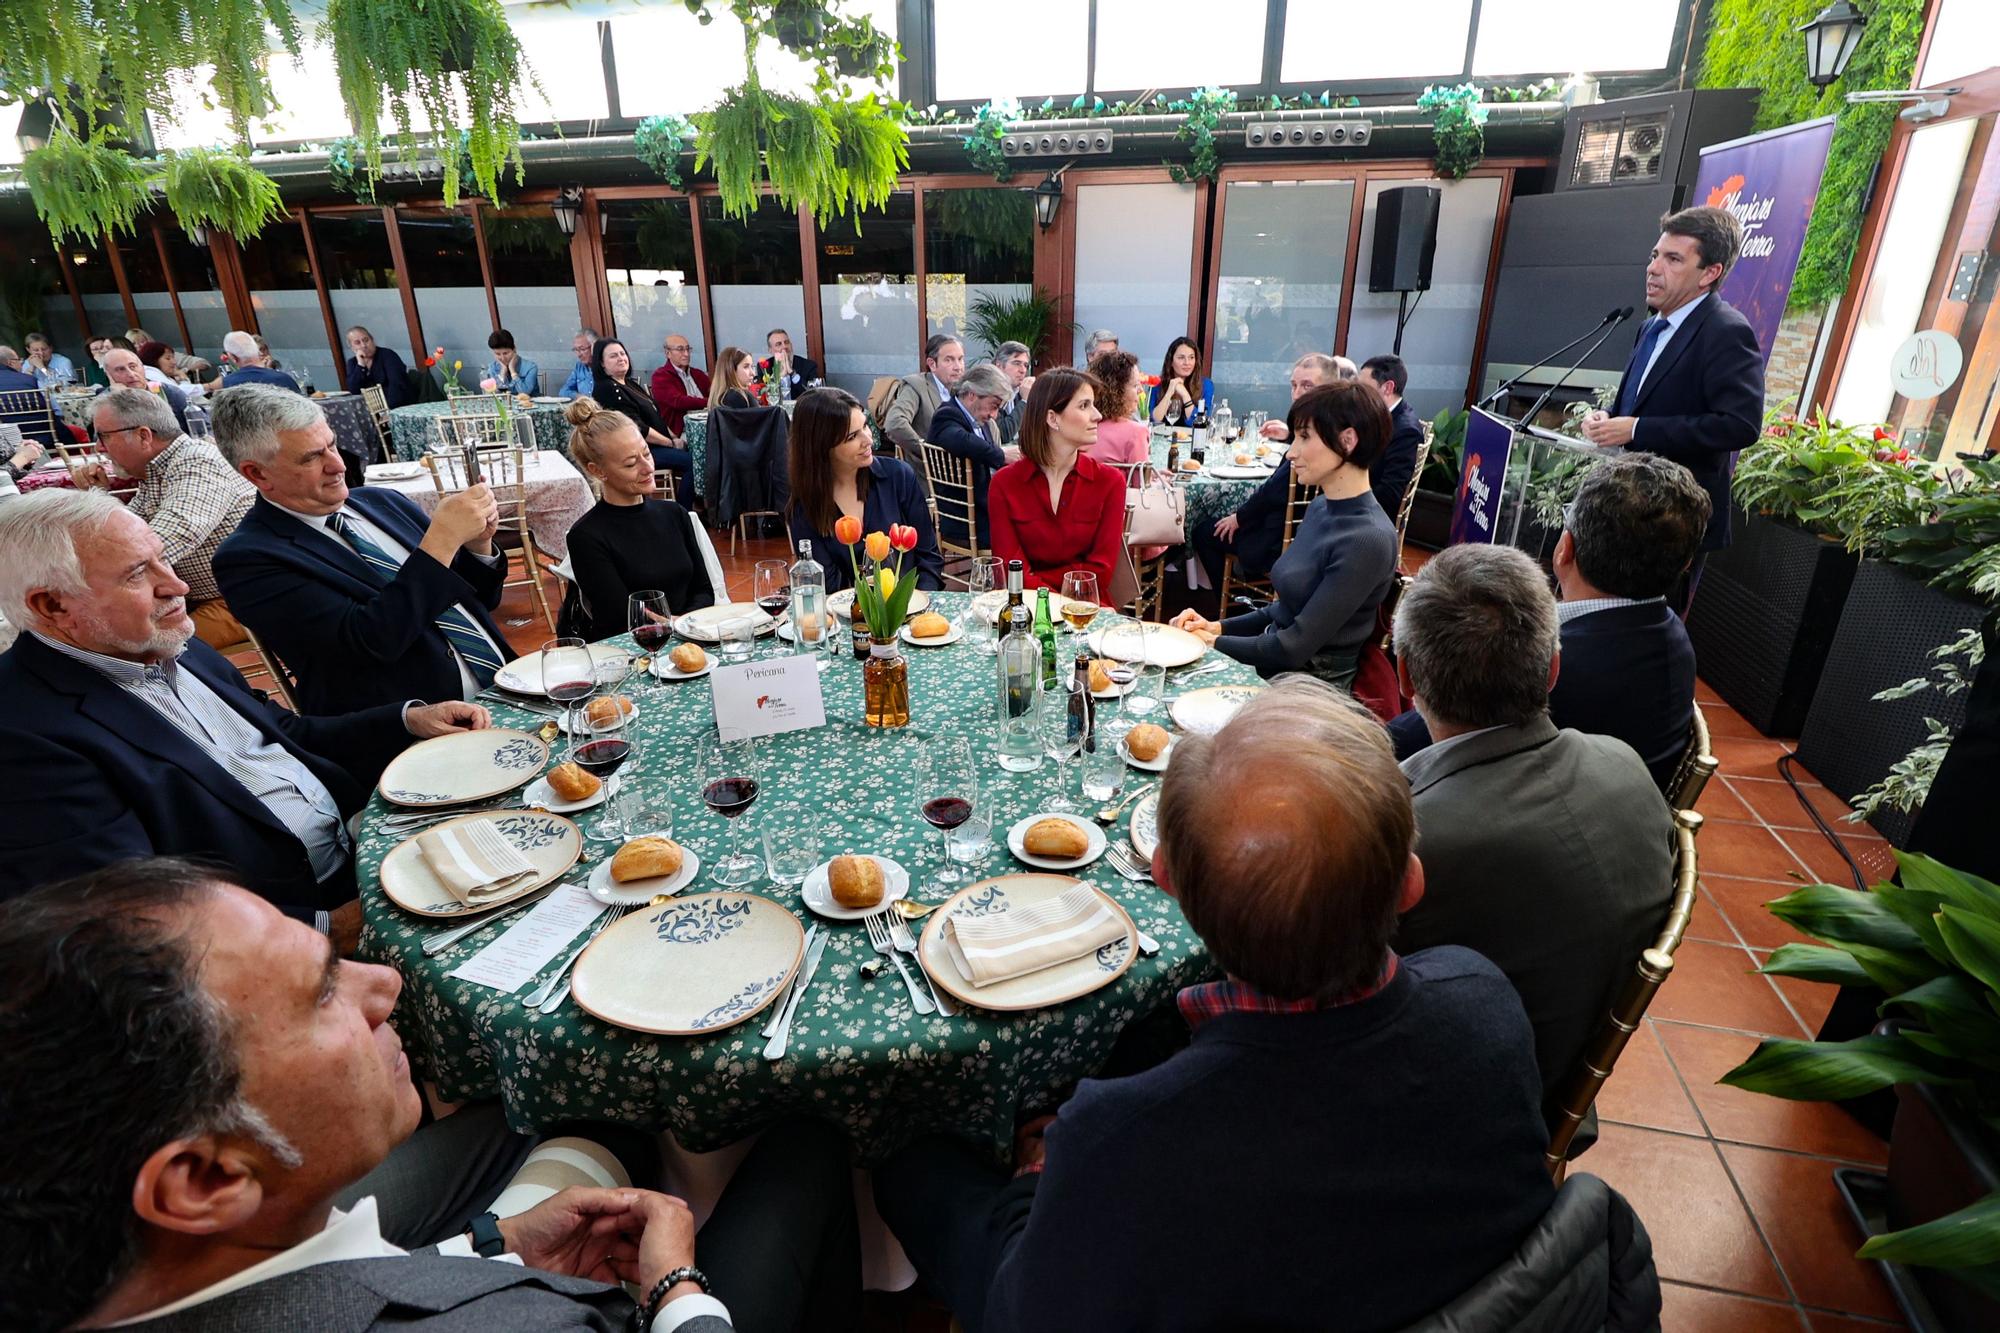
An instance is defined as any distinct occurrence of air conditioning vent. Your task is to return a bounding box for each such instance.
[1566,109,1674,188]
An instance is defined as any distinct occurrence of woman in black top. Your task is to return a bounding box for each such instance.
[591,338,693,501]
[559,397,725,641]
[709,346,761,410]
[787,386,944,594]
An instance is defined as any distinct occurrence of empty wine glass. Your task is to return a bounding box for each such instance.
[1035,686,1082,813]
[917,737,978,892]
[700,729,763,886]
[965,554,1002,655]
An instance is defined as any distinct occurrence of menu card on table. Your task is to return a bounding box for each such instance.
[711,654,826,739]
[448,884,606,993]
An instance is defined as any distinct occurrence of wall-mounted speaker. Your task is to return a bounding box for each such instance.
[1368,186,1441,294]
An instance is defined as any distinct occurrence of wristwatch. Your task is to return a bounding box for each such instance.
[467,1211,506,1258]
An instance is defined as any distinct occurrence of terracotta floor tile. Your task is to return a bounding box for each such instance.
[1721,1143,1902,1321]
[1782,830,1897,890]
[1660,1283,1808,1331]
[1703,875,1812,952]
[1701,700,1771,741]
[1648,939,1808,1038]
[1695,679,1725,705]
[1596,1020,1707,1137]
[1697,820,1812,884]
[1688,886,1745,945]
[1727,776,1848,830]
[1766,970,1840,1036]
[1695,779,1757,824]
[1655,1022,1888,1165]
[1712,736,1798,781]
[1582,1123,1788,1299]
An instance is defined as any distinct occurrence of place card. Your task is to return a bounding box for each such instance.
[710,654,827,740]
[448,883,606,993]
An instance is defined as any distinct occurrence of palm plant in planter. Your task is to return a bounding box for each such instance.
[1722,852,2000,1313]
[157,147,286,241]
[963,288,1073,365]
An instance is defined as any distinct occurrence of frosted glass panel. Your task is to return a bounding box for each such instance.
[132,293,182,349]
[819,195,919,399]
[609,283,708,385]
[1211,179,1354,420]
[699,196,804,374]
[415,288,494,392]
[1347,176,1502,420]
[38,298,85,355]
[1473,0,1679,76]
[81,295,126,336]
[1831,119,1979,427]
[501,288,600,390]
[1922,0,2000,90]
[711,288,807,370]
[1284,0,1472,82]
[178,292,233,364]
[1093,0,1263,93]
[325,289,411,367]
[247,290,339,391]
[934,0,1087,103]
[1071,182,1198,368]
[934,284,1031,362]
[925,188,1035,362]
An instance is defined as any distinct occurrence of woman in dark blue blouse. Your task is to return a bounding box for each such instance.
[786,387,945,594]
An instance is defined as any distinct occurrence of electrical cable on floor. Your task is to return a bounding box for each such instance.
[1777,750,1868,893]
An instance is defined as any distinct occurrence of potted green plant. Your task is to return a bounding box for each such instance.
[21,127,152,243]
[964,287,1074,366]
[157,147,286,241]
[1721,852,2000,1326]
[1404,406,1464,551]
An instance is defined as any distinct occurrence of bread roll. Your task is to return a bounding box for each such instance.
[611,835,684,884]
[796,610,822,642]
[1234,452,1253,466]
[585,695,634,726]
[909,611,952,639]
[546,760,601,802]
[1024,817,1089,859]
[828,854,884,908]
[669,642,708,673]
[1125,722,1171,762]
[1087,658,1115,693]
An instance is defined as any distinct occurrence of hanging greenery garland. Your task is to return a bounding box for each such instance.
[1416,83,1488,181]
[635,114,699,189]
[1165,87,1237,184]
[157,146,287,240]
[961,99,1018,182]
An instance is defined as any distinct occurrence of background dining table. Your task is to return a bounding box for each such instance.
[361,450,595,562]
[354,592,1258,1165]
[388,399,574,461]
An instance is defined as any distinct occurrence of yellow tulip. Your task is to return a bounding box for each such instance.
[878,567,897,598]
[865,531,891,563]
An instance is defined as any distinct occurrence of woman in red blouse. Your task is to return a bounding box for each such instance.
[987,367,1126,592]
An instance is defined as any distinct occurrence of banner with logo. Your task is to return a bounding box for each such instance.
[1693,117,1837,366]
[1448,408,1517,545]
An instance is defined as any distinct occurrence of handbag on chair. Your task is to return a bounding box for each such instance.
[1122,463,1187,547]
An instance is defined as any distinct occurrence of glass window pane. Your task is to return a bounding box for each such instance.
[61,243,126,354]
[934,0,1087,103]
[615,0,896,118]
[817,193,918,399]
[1071,181,1199,367]
[1922,0,2000,87]
[1346,176,1503,420]
[239,216,338,391]
[259,41,356,143]
[1211,180,1355,421]
[308,212,411,380]
[1093,0,1264,93]
[487,205,588,388]
[400,210,489,391]
[1472,0,1679,77]
[1283,0,1472,83]
[158,229,228,361]
[511,20,610,122]
[111,231,178,354]
[925,188,1036,362]
[602,199,707,384]
[701,195,805,379]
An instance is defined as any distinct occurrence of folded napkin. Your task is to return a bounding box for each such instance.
[415,819,539,906]
[942,885,1129,988]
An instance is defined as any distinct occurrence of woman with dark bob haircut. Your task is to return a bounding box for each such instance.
[786,386,944,594]
[1171,380,1398,686]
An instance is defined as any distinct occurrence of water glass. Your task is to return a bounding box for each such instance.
[719,615,757,661]
[1123,660,1166,720]
[761,805,824,887]
[946,782,999,868]
[1081,722,1127,803]
[965,555,1002,656]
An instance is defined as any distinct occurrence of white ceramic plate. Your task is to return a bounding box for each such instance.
[1087,622,1206,669]
[531,396,567,404]
[673,603,776,643]
[586,838,702,905]
[570,893,805,1035]
[523,773,606,814]
[365,462,427,481]
[900,620,964,648]
[827,587,930,618]
[1208,463,1267,479]
[555,697,639,735]
[378,728,549,807]
[774,619,837,647]
[1169,684,1264,738]
[918,874,1136,1012]
[1128,788,1161,863]
[651,650,715,680]
[1120,731,1173,772]
[798,855,911,920]
[1006,813,1107,870]
[971,589,1070,625]
[492,643,631,697]
[379,811,582,917]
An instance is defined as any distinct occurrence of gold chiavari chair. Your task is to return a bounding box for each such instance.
[1393,427,1433,568]
[360,385,395,462]
[0,388,61,457]
[1543,809,1703,1179]
[219,626,298,711]
[1664,706,1720,814]
[422,445,558,634]
[651,467,678,504]
[1218,472,1315,612]
[920,441,990,587]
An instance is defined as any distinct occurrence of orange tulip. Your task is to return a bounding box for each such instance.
[864,531,892,563]
[888,523,918,552]
[834,515,863,546]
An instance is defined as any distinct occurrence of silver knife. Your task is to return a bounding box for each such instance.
[419,883,564,955]
[762,925,820,1039]
[763,930,829,1061]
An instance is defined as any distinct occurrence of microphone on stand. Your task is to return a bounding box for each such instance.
[1515,308,1635,429]
[1478,307,1632,411]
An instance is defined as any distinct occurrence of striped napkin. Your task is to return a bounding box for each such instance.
[415,819,539,906]
[942,885,1128,988]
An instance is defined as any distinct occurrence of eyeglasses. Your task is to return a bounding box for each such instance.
[97,425,147,441]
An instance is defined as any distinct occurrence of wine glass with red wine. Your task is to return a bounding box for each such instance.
[917,736,977,891]
[628,591,671,683]
[540,637,595,733]
[700,728,762,886]
[752,560,789,655]
[571,716,637,843]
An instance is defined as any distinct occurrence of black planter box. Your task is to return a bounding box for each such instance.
[1796,561,1983,847]
[1405,488,1451,551]
[1687,508,1858,737]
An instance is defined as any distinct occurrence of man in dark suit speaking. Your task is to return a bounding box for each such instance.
[211,385,511,715]
[1581,205,1763,610]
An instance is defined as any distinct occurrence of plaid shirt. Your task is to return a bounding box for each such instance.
[126,434,257,602]
[1177,954,1401,1030]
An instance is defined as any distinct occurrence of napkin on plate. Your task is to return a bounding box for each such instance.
[942,885,1128,987]
[415,819,539,906]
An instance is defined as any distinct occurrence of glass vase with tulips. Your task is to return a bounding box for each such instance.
[836,516,921,727]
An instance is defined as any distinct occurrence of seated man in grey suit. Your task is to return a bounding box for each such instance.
[0,858,859,1333]
[1392,545,1674,1118]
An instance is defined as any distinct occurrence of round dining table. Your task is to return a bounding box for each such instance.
[388,399,574,461]
[355,593,1255,1164]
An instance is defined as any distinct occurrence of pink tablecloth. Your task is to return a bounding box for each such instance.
[362,450,594,561]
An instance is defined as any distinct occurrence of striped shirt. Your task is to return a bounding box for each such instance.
[124,434,257,602]
[1556,594,1664,625]
[34,633,350,881]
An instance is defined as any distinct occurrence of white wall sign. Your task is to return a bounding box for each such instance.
[1891,329,1963,402]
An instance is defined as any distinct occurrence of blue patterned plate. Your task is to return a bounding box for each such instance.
[917,874,1136,1012]
[569,893,805,1036]
[1128,788,1161,863]
[378,811,582,917]
[377,728,549,808]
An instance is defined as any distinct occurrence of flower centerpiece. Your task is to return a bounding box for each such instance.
[835,516,920,727]
[1141,374,1160,420]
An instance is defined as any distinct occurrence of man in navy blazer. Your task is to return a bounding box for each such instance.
[923,363,1011,546]
[0,490,486,933]
[1582,206,1763,607]
[210,385,511,715]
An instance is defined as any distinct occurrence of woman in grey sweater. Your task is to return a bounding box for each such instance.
[1171,380,1397,687]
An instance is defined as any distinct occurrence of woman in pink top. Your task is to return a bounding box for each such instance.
[1085,349,1150,466]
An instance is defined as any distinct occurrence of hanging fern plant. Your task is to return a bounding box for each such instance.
[22,128,153,245]
[158,147,286,240]
[322,0,533,208]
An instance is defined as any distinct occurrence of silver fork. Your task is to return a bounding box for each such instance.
[523,903,627,1010]
[889,914,953,1017]
[866,913,935,1015]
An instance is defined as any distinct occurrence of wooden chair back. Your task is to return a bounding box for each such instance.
[439,411,529,453]
[423,445,556,634]
[0,389,59,452]
[1220,471,1315,612]
[360,385,394,461]
[1544,809,1703,1175]
[225,627,298,711]
[1393,429,1432,564]
[919,442,988,568]
[1664,706,1719,812]
[651,467,678,503]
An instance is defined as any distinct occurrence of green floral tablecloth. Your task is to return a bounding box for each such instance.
[388,401,573,461]
[1145,428,1270,538]
[684,411,708,501]
[356,594,1250,1163]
